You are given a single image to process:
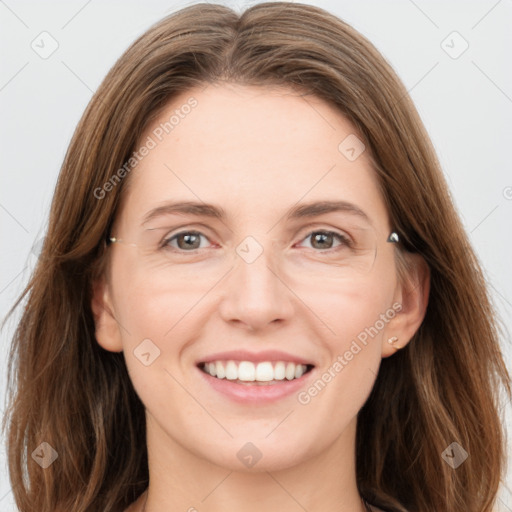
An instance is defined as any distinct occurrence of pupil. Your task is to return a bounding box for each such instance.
[313,232,332,249]
[180,233,199,249]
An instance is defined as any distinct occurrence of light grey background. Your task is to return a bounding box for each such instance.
[1,0,511,510]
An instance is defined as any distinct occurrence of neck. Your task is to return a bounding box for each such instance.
[136,413,368,512]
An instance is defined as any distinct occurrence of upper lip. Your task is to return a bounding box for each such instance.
[197,349,315,366]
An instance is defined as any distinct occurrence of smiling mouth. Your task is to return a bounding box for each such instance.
[198,360,315,385]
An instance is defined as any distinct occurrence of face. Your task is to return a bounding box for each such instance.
[95,82,411,473]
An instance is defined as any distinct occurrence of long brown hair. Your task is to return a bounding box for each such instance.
[3,3,510,511]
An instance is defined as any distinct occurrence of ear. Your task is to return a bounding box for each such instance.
[91,276,123,352]
[382,252,430,358]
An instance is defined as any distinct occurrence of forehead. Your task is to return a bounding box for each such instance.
[117,82,389,232]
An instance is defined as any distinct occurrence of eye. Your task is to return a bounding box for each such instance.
[297,230,351,251]
[161,228,352,253]
[162,230,211,251]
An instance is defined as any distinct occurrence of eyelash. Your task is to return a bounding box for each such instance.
[160,228,352,254]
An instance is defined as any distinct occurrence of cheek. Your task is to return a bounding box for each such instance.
[113,277,178,341]
[110,272,202,419]
[291,290,393,445]
[110,251,221,339]
[107,257,191,377]
[332,282,394,345]
[295,258,396,350]
[298,260,397,407]
[109,257,229,386]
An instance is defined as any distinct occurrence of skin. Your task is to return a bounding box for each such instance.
[92,82,429,512]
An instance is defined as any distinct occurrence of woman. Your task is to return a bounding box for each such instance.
[3,2,510,511]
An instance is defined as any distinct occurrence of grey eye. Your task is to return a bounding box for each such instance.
[166,231,208,250]
[300,231,348,250]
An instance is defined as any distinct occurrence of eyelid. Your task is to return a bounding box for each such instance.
[295,224,352,244]
[157,222,218,244]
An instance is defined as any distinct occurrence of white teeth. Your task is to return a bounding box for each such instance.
[225,360,238,380]
[274,361,286,380]
[285,362,296,380]
[202,360,309,382]
[294,364,305,379]
[238,361,255,381]
[255,362,274,381]
[215,361,226,379]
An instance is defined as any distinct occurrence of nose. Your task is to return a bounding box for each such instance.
[217,240,295,332]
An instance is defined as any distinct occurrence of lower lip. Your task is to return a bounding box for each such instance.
[197,366,315,403]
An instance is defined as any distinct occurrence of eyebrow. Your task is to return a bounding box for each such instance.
[141,200,370,226]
